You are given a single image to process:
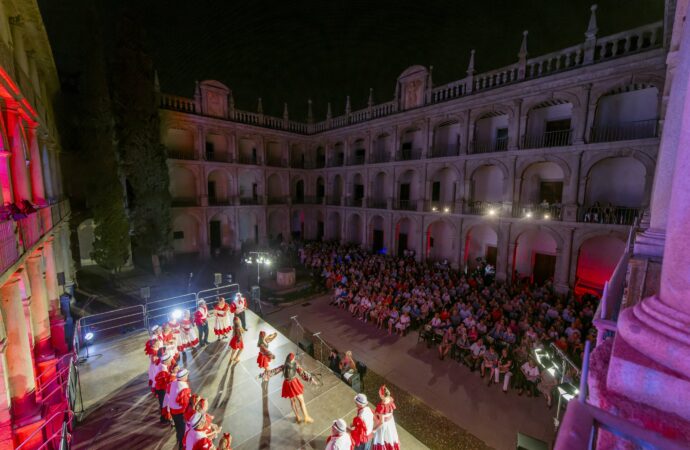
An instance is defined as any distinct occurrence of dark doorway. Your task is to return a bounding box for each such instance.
[317,221,324,241]
[254,224,259,244]
[401,142,412,160]
[210,221,221,250]
[208,181,216,204]
[533,253,556,285]
[205,141,215,161]
[354,184,364,200]
[251,147,258,164]
[252,183,258,200]
[432,181,441,202]
[485,246,497,266]
[296,180,305,202]
[316,180,325,199]
[397,233,408,256]
[399,183,410,201]
[540,182,563,204]
[372,229,384,252]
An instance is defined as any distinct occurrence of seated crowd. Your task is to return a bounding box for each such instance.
[299,241,596,406]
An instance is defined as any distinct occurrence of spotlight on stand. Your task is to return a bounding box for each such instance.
[78,330,99,364]
[85,332,94,342]
[171,309,183,320]
[525,212,533,219]
[431,206,438,212]
[544,214,551,220]
[488,208,497,216]
[443,207,450,213]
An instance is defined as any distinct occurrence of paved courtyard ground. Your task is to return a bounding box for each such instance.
[265,294,555,450]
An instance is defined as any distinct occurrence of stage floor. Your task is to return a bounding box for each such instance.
[73,310,427,449]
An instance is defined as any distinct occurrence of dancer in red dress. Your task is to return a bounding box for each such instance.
[217,433,233,450]
[264,353,314,424]
[228,317,245,363]
[213,297,233,338]
[371,386,400,450]
[256,331,278,376]
[179,310,200,352]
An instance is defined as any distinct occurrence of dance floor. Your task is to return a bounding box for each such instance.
[72,310,427,449]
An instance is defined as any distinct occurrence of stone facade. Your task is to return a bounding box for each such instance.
[162,8,666,296]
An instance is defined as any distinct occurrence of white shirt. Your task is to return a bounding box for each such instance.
[325,433,352,450]
[185,428,209,450]
[358,406,374,435]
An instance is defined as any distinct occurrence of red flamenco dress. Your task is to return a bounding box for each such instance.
[229,325,244,350]
[280,359,305,398]
[372,399,400,450]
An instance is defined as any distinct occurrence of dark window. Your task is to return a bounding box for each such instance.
[354,184,364,200]
[540,181,563,204]
[545,118,571,132]
[432,182,441,202]
[205,141,214,160]
[173,231,184,239]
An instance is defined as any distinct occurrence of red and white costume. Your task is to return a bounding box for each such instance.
[351,397,374,447]
[194,304,209,327]
[256,332,274,369]
[153,360,174,419]
[229,321,244,350]
[326,419,354,450]
[213,301,232,336]
[164,378,192,416]
[162,329,180,361]
[184,428,214,450]
[148,354,159,392]
[179,318,199,351]
[372,393,400,450]
[229,295,247,315]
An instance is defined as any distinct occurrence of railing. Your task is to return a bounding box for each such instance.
[593,21,663,62]
[347,154,366,166]
[205,152,232,163]
[525,43,584,79]
[208,197,234,206]
[395,148,422,161]
[345,197,363,207]
[425,201,456,213]
[18,213,41,249]
[428,145,460,158]
[589,119,658,143]
[171,198,198,207]
[234,110,262,126]
[464,200,506,216]
[579,205,642,225]
[522,129,573,149]
[512,203,563,221]
[393,199,416,211]
[160,94,197,113]
[367,198,388,209]
[238,154,261,165]
[239,197,262,205]
[431,79,467,104]
[369,152,390,164]
[0,220,19,274]
[293,196,320,205]
[327,196,341,206]
[473,64,519,92]
[266,157,287,168]
[267,196,288,205]
[469,137,508,154]
[327,157,345,167]
[15,410,74,450]
[167,149,197,160]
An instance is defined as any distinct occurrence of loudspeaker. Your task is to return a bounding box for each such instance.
[298,339,314,357]
[57,272,65,286]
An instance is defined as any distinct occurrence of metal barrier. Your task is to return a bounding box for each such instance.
[145,293,197,329]
[15,410,74,450]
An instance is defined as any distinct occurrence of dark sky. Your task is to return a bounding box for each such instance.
[39,0,664,120]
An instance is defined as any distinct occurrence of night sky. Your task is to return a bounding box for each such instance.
[39,0,663,119]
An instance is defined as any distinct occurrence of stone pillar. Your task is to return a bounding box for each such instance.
[0,276,40,424]
[603,12,690,435]
[26,253,53,359]
[553,227,573,293]
[42,238,59,316]
[27,127,46,206]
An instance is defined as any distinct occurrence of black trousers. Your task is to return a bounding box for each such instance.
[197,322,209,345]
[236,310,247,329]
[172,413,185,449]
[155,389,166,421]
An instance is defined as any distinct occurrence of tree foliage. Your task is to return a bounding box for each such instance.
[110,13,172,258]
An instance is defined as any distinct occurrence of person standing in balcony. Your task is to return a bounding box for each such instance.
[194,300,210,346]
[229,292,248,330]
[213,297,232,339]
[228,316,245,363]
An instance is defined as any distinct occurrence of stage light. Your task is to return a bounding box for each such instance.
[245,258,252,264]
[525,212,533,218]
[264,259,272,266]
[544,214,551,220]
[488,208,496,216]
[432,206,438,212]
[171,309,183,320]
[443,207,450,213]
[85,332,94,342]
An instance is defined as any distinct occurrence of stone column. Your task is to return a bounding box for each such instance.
[27,127,46,205]
[606,13,690,429]
[42,238,59,316]
[553,227,573,293]
[0,276,40,423]
[26,253,53,359]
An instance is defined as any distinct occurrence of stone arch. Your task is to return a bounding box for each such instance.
[315,176,325,200]
[208,211,234,252]
[426,219,457,262]
[370,170,392,206]
[347,213,363,245]
[207,169,232,205]
[291,175,306,201]
[512,226,562,284]
[238,170,262,202]
[468,162,508,205]
[238,210,259,244]
[463,222,500,269]
[394,216,421,257]
[267,209,288,240]
[172,213,201,254]
[516,159,568,216]
[170,166,198,205]
[582,154,651,209]
[574,233,627,296]
[291,209,305,239]
[369,214,386,252]
[328,211,342,241]
[266,173,284,201]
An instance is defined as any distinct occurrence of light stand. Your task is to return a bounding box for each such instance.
[77,330,101,364]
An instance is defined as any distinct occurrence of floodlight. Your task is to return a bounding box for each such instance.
[443,207,450,213]
[264,259,272,266]
[84,332,94,342]
[544,214,551,220]
[171,309,183,320]
[432,206,438,212]
[525,212,533,219]
[488,209,496,216]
